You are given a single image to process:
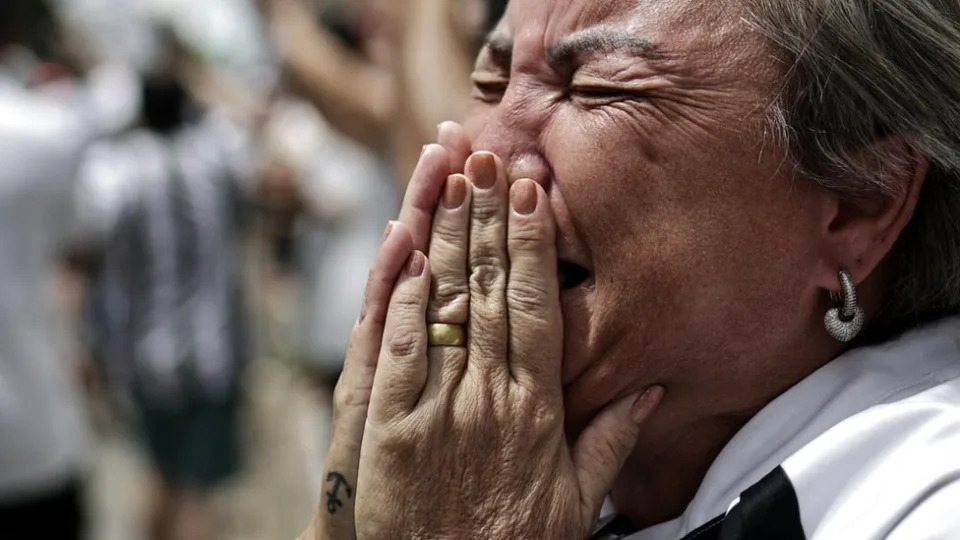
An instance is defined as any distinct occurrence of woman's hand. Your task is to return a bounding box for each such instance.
[354,152,664,539]
[300,122,472,540]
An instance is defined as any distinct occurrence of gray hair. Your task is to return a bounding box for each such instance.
[747,0,960,339]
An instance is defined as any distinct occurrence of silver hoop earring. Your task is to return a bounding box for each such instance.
[824,270,865,343]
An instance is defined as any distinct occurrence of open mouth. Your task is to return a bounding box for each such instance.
[558,260,591,291]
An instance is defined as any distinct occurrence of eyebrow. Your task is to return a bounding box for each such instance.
[484,33,514,66]
[546,29,659,66]
[482,28,660,69]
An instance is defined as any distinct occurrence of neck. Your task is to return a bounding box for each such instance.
[611,320,845,529]
[610,410,754,528]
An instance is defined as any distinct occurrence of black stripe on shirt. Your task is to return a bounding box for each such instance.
[718,466,805,540]
[592,466,805,540]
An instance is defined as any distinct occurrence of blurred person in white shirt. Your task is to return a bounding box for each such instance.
[260,96,398,387]
[256,0,506,387]
[0,2,94,538]
[76,59,258,539]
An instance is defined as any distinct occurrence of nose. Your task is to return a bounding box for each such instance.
[470,87,552,189]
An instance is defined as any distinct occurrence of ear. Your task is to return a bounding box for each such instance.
[813,137,928,291]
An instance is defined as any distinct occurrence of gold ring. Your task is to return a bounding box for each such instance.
[427,323,467,347]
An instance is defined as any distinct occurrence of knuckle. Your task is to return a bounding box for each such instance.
[332,383,363,417]
[357,303,369,325]
[365,263,393,295]
[431,279,469,304]
[390,289,424,315]
[527,399,563,432]
[431,219,467,245]
[470,251,507,297]
[429,281,470,319]
[365,421,421,459]
[428,304,469,324]
[386,328,424,361]
[471,200,502,225]
[471,247,504,269]
[347,319,364,343]
[507,278,551,312]
[470,263,507,298]
[509,223,551,251]
[592,437,622,472]
[359,289,378,326]
[377,432,418,457]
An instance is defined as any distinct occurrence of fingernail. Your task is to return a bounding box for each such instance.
[420,145,429,158]
[382,221,395,243]
[631,386,665,425]
[443,175,468,210]
[470,152,497,189]
[406,251,426,277]
[511,180,538,215]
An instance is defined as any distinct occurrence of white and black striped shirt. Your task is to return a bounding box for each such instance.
[594,317,960,540]
[80,114,255,405]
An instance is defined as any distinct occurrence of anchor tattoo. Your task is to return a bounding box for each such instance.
[325,471,353,515]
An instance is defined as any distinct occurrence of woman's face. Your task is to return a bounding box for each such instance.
[463,0,834,436]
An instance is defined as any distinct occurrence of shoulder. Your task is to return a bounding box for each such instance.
[885,479,960,538]
[784,376,960,538]
[0,82,91,180]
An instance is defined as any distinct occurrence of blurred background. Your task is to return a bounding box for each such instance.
[0,0,507,538]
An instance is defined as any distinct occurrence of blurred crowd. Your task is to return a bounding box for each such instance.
[0,0,506,539]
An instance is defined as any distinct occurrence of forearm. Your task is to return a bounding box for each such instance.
[398,0,475,139]
[282,25,395,148]
[388,0,476,184]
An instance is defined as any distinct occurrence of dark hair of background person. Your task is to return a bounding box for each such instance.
[140,74,197,135]
[485,0,508,33]
[139,28,204,135]
[0,0,59,57]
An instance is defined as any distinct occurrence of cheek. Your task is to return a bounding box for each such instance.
[549,110,671,383]
[561,202,822,434]
[553,115,826,429]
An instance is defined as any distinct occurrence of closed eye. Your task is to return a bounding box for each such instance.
[471,72,509,103]
[569,84,642,104]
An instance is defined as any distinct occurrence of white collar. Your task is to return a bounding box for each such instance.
[629,317,960,539]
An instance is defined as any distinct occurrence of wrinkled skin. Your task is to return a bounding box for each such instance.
[463,0,847,521]
[302,0,925,537]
